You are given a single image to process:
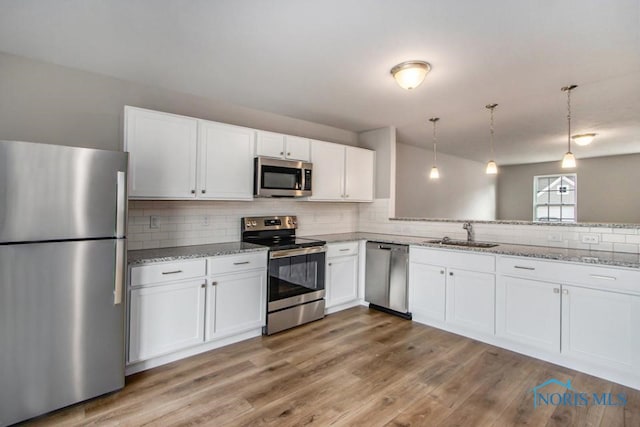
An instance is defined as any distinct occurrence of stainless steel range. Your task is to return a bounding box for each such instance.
[241,216,326,335]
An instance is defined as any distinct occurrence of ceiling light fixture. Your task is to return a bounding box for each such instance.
[429,117,440,179]
[485,103,499,175]
[572,133,597,146]
[390,61,431,90]
[561,85,578,168]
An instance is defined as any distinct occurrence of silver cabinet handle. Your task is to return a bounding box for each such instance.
[345,194,349,198]
[162,270,183,275]
[328,263,332,266]
[562,289,569,295]
[440,270,445,274]
[211,282,217,287]
[201,189,206,194]
[115,171,126,238]
[201,283,206,288]
[378,245,392,250]
[191,189,196,194]
[280,151,284,155]
[514,266,535,271]
[553,288,560,294]
[449,272,454,276]
[590,274,617,281]
[287,152,291,156]
[233,261,250,265]
[339,248,350,252]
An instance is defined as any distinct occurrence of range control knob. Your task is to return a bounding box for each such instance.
[251,221,257,226]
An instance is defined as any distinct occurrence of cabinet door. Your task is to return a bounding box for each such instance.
[206,270,267,340]
[284,135,310,161]
[197,121,255,200]
[496,276,561,352]
[326,255,359,308]
[561,285,640,371]
[129,280,206,362]
[256,131,285,158]
[446,269,495,335]
[344,146,374,202]
[308,140,345,201]
[409,262,446,323]
[125,107,198,198]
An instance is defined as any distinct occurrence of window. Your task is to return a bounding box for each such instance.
[533,174,577,222]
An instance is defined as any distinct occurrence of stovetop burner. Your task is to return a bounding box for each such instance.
[240,215,326,250]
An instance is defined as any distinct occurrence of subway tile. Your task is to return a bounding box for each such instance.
[601,233,626,243]
[613,243,639,254]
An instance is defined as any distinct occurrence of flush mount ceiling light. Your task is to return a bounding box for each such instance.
[561,85,578,169]
[390,60,431,90]
[485,103,499,175]
[572,133,597,146]
[428,117,440,179]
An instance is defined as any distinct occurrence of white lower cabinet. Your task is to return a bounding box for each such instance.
[325,242,360,310]
[206,269,266,340]
[561,285,640,370]
[128,279,206,363]
[496,276,561,352]
[445,268,495,335]
[127,252,267,371]
[408,262,446,323]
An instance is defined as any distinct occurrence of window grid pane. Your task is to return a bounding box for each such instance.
[533,173,576,223]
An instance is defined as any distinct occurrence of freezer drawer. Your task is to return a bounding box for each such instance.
[0,239,125,426]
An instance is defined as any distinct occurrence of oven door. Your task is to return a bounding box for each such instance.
[255,157,312,197]
[268,247,325,311]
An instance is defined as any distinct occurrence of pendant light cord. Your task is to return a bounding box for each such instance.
[432,119,437,164]
[566,88,572,153]
[489,106,495,158]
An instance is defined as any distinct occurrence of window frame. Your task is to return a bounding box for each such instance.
[532,173,577,223]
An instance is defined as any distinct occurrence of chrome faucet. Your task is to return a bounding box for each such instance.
[463,222,473,242]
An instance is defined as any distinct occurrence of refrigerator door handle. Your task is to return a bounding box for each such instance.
[114,239,125,305]
[116,171,126,238]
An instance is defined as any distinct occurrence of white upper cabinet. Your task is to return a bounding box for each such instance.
[309,140,374,202]
[256,131,310,161]
[125,106,198,198]
[197,120,255,200]
[309,140,345,201]
[345,146,374,202]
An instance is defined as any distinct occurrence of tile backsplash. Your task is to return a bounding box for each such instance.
[128,198,640,254]
[127,199,359,250]
[359,199,640,254]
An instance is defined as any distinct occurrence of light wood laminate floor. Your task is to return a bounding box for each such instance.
[27,307,639,426]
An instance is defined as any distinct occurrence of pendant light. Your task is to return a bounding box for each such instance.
[429,117,440,179]
[485,103,498,174]
[390,61,432,90]
[561,85,578,168]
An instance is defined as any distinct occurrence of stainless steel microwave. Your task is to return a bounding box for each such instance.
[254,157,312,197]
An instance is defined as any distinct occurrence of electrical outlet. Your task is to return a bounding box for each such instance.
[202,216,210,226]
[581,234,599,244]
[547,233,562,242]
[150,215,160,229]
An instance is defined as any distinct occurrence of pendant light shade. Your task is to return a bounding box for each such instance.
[391,61,431,90]
[485,160,498,174]
[562,151,577,168]
[428,117,440,180]
[561,85,578,169]
[485,103,499,175]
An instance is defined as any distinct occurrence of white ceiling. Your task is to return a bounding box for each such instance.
[0,0,639,164]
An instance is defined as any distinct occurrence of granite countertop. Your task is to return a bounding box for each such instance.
[128,242,268,266]
[305,232,640,269]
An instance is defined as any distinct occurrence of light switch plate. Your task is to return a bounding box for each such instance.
[150,215,160,229]
[581,234,599,244]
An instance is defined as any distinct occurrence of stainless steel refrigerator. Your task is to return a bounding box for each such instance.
[0,140,128,426]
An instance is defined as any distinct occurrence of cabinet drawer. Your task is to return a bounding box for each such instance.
[130,259,206,287]
[327,241,359,258]
[498,256,640,295]
[207,252,267,275]
[410,246,495,273]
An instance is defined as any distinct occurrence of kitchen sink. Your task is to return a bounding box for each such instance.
[425,238,499,248]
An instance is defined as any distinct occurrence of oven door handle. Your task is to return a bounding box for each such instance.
[270,246,327,259]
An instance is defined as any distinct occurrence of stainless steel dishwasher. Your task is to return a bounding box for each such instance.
[365,241,412,319]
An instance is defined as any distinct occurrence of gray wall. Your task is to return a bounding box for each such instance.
[358,126,396,199]
[0,52,359,151]
[497,153,640,223]
[395,143,497,219]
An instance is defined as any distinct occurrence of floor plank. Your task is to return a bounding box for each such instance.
[25,306,639,427]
